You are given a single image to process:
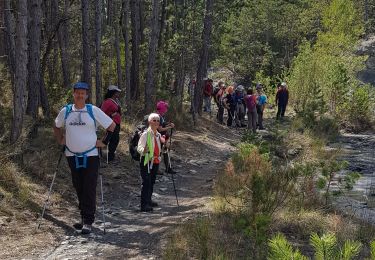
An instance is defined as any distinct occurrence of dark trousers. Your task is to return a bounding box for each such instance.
[227,107,235,126]
[139,158,159,208]
[216,103,224,123]
[257,105,264,129]
[163,152,171,172]
[67,156,99,225]
[276,104,287,119]
[108,124,120,161]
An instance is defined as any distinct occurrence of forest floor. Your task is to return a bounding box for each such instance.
[0,114,243,260]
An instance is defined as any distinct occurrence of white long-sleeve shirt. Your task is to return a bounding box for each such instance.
[137,128,162,157]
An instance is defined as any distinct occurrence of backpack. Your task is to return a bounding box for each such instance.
[128,116,149,161]
[212,86,220,97]
[245,95,256,111]
[64,104,96,128]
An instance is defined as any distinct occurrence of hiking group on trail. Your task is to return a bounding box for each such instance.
[210,79,289,132]
[48,78,289,235]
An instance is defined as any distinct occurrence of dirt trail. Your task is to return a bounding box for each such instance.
[28,117,240,260]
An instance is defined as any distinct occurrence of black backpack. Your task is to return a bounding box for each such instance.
[128,116,149,161]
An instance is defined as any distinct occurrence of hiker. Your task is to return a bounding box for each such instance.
[245,88,258,133]
[101,85,122,161]
[234,85,246,127]
[223,86,236,127]
[214,81,226,124]
[156,100,176,174]
[276,82,289,119]
[53,82,116,234]
[256,83,267,129]
[137,113,165,212]
[203,78,213,113]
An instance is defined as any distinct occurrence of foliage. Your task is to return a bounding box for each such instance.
[287,0,374,130]
[268,233,363,260]
[268,233,308,260]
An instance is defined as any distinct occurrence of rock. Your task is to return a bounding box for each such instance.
[159,187,168,192]
[61,241,69,245]
[206,178,213,182]
[189,169,197,174]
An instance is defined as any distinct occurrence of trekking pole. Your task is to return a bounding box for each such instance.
[38,146,65,229]
[168,129,179,207]
[99,148,106,234]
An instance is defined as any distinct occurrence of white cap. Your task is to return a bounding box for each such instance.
[108,85,121,92]
[281,82,287,87]
[148,113,160,122]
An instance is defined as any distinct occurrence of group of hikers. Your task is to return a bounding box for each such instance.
[51,78,289,235]
[203,79,289,132]
[53,82,176,234]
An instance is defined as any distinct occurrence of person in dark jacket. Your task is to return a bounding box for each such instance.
[276,82,289,119]
[101,85,122,161]
[223,86,236,127]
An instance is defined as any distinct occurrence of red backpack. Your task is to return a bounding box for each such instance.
[245,95,256,111]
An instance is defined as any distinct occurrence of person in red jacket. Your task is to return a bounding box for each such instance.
[101,85,122,161]
[203,78,213,113]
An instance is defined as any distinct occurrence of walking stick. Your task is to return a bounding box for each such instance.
[167,129,179,207]
[38,146,65,229]
[99,148,106,234]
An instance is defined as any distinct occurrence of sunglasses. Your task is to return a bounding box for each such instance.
[152,119,160,122]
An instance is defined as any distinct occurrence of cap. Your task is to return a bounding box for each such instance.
[236,85,244,91]
[281,82,287,87]
[108,85,122,92]
[73,82,89,90]
[156,100,169,114]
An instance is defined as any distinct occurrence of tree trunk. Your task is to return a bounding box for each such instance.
[121,0,131,111]
[95,0,103,106]
[130,0,140,100]
[0,0,5,60]
[26,0,42,119]
[81,0,92,99]
[11,0,28,143]
[158,0,167,48]
[194,0,213,116]
[114,13,123,90]
[56,0,71,88]
[144,0,160,112]
[4,0,16,77]
[139,0,145,44]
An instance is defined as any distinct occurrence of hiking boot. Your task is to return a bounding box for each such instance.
[73,222,83,230]
[141,205,153,212]
[73,218,83,230]
[150,201,158,207]
[81,224,92,235]
[166,168,177,174]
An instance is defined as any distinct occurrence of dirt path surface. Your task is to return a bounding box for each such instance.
[30,117,240,260]
[329,131,375,224]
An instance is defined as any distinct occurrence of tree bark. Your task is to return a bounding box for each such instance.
[26,0,42,119]
[139,0,145,44]
[130,0,140,100]
[11,0,28,143]
[95,0,103,106]
[55,0,71,88]
[144,0,160,112]
[121,0,131,111]
[81,0,92,99]
[0,0,5,59]
[194,0,213,116]
[158,0,167,48]
[4,0,16,77]
[114,11,123,90]
[175,0,186,112]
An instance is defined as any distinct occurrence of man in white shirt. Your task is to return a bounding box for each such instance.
[53,82,115,234]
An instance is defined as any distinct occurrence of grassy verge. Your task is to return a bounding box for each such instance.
[162,116,375,259]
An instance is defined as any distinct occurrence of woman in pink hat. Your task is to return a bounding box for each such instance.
[156,101,176,174]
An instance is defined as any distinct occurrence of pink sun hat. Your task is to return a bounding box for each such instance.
[156,100,169,115]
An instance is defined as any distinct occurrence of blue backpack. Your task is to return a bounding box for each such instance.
[64,103,96,128]
[64,104,97,168]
